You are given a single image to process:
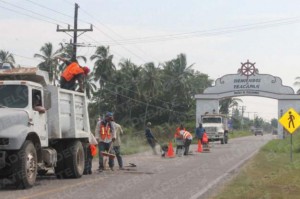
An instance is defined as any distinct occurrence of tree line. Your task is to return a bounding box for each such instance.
[0,43,214,129]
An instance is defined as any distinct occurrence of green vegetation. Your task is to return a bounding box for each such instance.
[213,132,300,199]
[228,130,253,139]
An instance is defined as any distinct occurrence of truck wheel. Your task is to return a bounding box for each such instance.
[12,140,37,189]
[64,141,84,178]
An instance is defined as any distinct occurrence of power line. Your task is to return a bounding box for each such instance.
[91,17,300,46]
[0,0,69,26]
[0,4,57,25]
[24,0,92,26]
[73,5,149,63]
[24,0,72,20]
[102,86,192,116]
[79,7,159,63]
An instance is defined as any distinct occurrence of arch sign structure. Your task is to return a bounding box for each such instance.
[195,60,300,139]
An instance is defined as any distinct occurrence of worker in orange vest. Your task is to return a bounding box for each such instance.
[179,130,193,155]
[95,112,116,172]
[58,57,90,92]
[83,133,98,175]
[174,124,185,155]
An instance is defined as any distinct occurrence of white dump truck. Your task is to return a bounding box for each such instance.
[0,68,91,188]
[201,114,229,144]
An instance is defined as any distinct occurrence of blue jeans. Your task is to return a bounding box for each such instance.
[98,142,114,169]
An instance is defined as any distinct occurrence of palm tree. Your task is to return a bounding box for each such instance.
[161,54,194,121]
[84,73,97,99]
[34,43,62,85]
[141,62,162,97]
[59,43,87,63]
[90,46,115,88]
[219,97,243,114]
[0,50,15,68]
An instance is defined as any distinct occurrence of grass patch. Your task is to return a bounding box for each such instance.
[229,130,253,139]
[213,132,300,199]
[122,136,150,155]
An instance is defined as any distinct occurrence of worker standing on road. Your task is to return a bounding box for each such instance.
[145,122,158,155]
[95,112,116,172]
[84,132,98,175]
[112,118,124,170]
[180,130,193,155]
[195,123,205,143]
[174,124,185,155]
[58,57,90,92]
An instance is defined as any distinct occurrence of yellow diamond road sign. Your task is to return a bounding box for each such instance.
[279,108,300,134]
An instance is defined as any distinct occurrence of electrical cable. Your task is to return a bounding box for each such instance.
[0,4,57,25]
[0,0,69,26]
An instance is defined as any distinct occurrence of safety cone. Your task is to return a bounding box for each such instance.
[166,141,175,158]
[197,139,203,153]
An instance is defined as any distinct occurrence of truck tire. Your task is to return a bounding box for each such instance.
[63,141,84,178]
[12,140,37,189]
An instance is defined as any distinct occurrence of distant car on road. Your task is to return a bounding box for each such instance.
[254,128,263,136]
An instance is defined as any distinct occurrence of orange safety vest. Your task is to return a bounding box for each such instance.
[183,131,192,139]
[61,62,84,81]
[100,123,111,140]
[202,132,208,143]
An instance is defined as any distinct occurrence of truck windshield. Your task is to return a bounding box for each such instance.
[202,117,222,123]
[0,85,28,108]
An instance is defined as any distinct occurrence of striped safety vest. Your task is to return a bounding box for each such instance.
[183,131,192,140]
[100,123,111,140]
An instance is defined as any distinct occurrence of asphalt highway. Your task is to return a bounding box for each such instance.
[0,134,273,199]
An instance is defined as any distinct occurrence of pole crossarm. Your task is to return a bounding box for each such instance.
[56,3,93,60]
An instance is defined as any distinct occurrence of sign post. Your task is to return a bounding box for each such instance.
[278,108,300,162]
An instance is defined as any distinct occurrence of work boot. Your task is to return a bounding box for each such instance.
[98,168,103,172]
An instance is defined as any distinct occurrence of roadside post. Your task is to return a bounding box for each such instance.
[278,108,300,162]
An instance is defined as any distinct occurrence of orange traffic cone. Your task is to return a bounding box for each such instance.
[197,139,203,153]
[166,141,175,158]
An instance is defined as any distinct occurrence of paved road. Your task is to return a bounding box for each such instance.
[0,134,273,199]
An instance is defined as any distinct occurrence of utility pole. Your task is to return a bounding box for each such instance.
[57,3,93,60]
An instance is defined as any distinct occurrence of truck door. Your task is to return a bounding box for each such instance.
[32,89,48,147]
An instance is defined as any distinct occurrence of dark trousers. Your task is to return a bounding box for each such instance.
[84,145,93,174]
[146,138,157,155]
[60,77,76,91]
[184,139,192,155]
[98,142,114,169]
[113,146,123,168]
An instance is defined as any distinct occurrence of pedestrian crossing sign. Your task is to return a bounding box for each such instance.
[279,108,300,134]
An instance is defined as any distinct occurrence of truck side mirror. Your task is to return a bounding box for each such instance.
[43,90,51,110]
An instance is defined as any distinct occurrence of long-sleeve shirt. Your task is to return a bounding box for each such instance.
[195,127,205,139]
[94,120,115,143]
[112,122,123,146]
[145,127,155,139]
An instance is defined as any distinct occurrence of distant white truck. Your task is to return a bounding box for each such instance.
[0,68,91,188]
[201,114,229,144]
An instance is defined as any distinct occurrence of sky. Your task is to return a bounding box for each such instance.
[1,0,300,121]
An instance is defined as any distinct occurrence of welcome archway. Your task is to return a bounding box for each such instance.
[195,60,300,139]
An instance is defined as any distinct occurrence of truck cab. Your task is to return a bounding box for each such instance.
[201,114,229,144]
